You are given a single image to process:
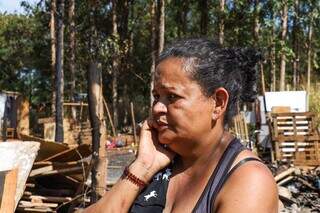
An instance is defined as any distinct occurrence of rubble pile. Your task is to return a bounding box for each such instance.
[11,134,137,212]
[275,165,320,212]
[16,135,91,212]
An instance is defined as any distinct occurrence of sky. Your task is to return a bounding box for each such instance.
[0,0,38,14]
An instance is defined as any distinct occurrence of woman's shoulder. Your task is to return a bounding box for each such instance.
[214,149,278,213]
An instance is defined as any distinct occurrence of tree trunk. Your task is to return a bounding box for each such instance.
[150,1,156,107]
[55,0,64,143]
[253,0,264,93]
[69,0,76,120]
[181,1,188,36]
[292,0,299,90]
[51,0,56,116]
[111,0,119,131]
[88,62,106,201]
[307,15,313,93]
[157,0,165,54]
[270,41,276,91]
[199,0,208,35]
[118,0,130,127]
[279,0,288,91]
[269,7,276,92]
[176,0,189,37]
[150,0,165,107]
[218,0,225,45]
[88,1,107,202]
[253,0,260,45]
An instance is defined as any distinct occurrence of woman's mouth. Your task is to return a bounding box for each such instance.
[155,119,168,131]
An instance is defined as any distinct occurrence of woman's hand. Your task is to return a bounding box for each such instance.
[133,118,175,182]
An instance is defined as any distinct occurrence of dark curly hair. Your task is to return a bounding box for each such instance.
[156,38,261,125]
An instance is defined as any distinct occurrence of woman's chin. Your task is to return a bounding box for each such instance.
[158,134,173,145]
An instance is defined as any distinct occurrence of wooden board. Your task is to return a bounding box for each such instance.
[19,134,69,161]
[0,168,18,213]
[40,144,91,162]
[271,106,290,113]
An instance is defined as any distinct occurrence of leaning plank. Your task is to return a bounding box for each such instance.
[19,200,58,208]
[32,160,89,170]
[30,165,54,177]
[40,144,91,162]
[16,207,54,212]
[274,168,298,182]
[19,134,69,161]
[27,195,72,203]
[277,176,294,186]
[30,161,88,177]
[32,166,83,177]
[0,168,18,213]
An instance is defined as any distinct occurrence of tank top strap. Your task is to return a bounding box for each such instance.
[192,138,246,213]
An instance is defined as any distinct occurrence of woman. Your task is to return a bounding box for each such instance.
[84,39,278,213]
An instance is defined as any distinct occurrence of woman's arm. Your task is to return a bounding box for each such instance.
[83,161,152,213]
[215,161,278,213]
[83,120,175,213]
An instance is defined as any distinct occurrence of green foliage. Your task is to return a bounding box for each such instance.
[0,0,320,130]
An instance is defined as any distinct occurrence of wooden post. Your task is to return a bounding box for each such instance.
[50,0,56,116]
[102,98,116,137]
[0,168,18,213]
[130,102,137,144]
[87,62,107,202]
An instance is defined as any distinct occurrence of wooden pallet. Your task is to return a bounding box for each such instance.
[271,112,320,166]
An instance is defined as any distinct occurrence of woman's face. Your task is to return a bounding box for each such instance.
[152,57,215,152]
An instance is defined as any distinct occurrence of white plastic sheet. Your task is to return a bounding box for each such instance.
[264,91,308,112]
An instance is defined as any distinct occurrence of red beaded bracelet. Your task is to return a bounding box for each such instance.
[122,166,148,188]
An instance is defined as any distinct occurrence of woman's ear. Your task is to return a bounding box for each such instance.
[212,87,229,121]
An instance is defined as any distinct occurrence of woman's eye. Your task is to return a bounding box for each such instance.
[168,94,179,102]
[153,94,160,101]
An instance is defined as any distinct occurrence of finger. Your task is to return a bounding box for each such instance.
[147,116,158,129]
[139,120,153,141]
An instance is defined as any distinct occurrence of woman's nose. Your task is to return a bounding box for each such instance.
[152,100,167,115]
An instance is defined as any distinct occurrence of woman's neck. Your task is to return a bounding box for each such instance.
[176,130,233,177]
